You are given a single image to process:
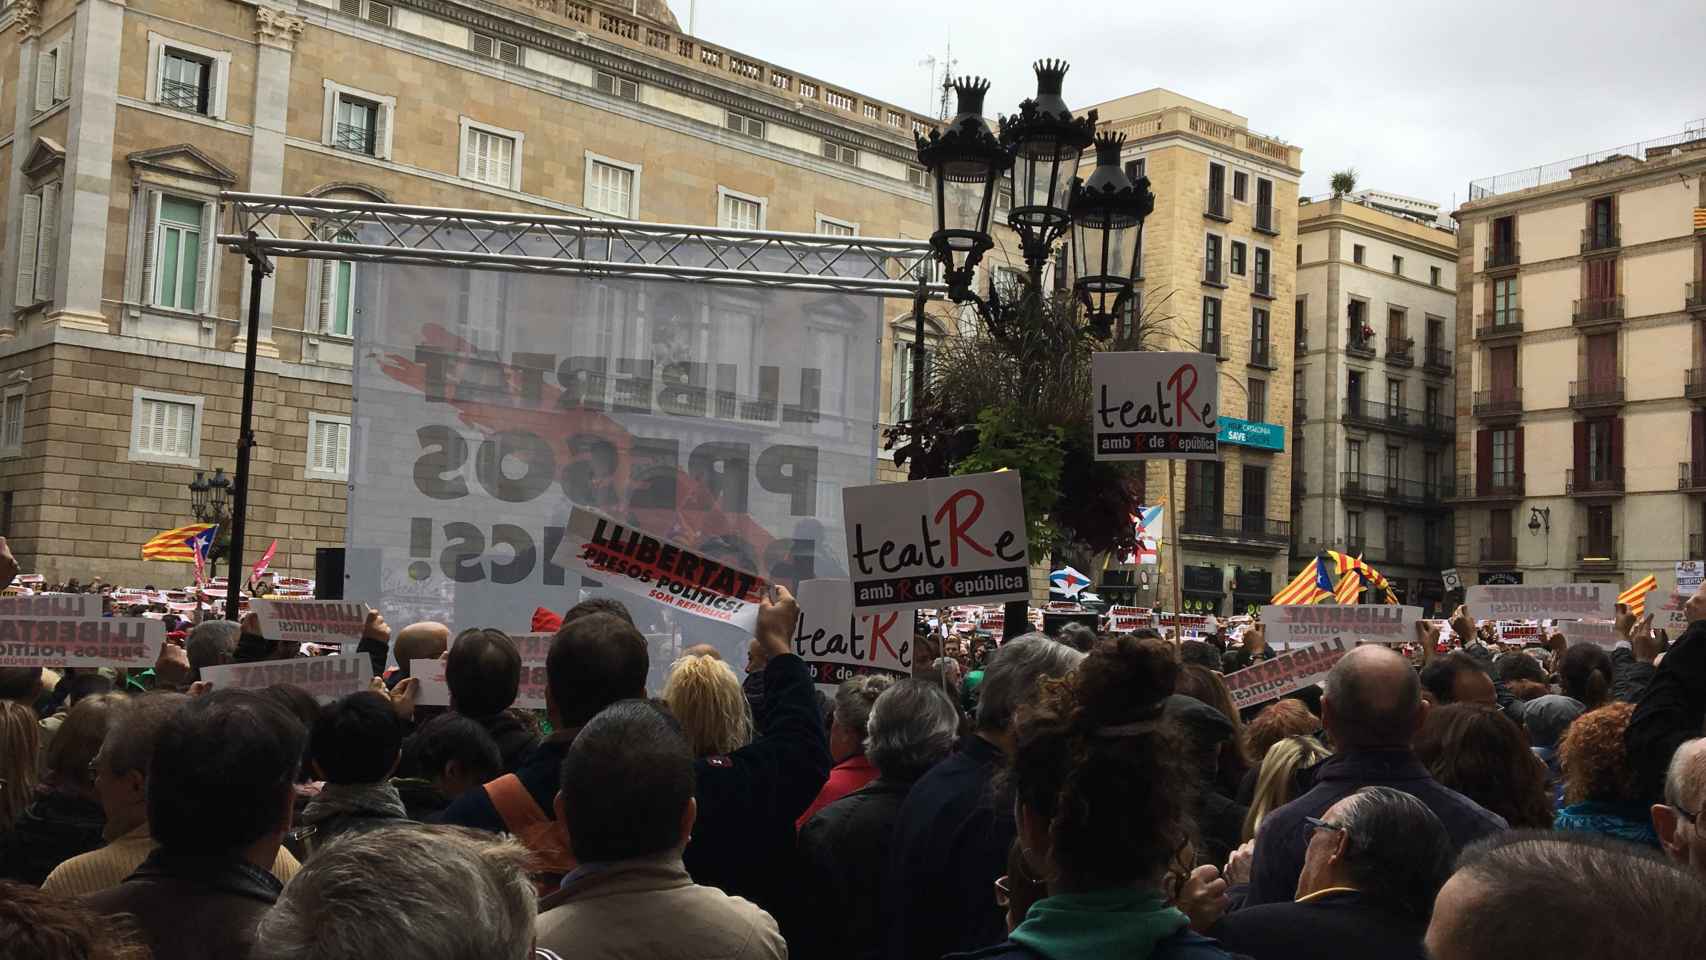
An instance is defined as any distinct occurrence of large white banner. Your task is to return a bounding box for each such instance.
[344,227,884,672]
[1259,604,1422,649]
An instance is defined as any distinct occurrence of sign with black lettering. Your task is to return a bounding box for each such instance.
[793,578,911,694]
[1091,352,1219,460]
[199,653,371,704]
[1260,604,1421,648]
[0,617,164,668]
[553,507,768,631]
[252,599,369,648]
[843,471,1030,613]
[0,595,101,618]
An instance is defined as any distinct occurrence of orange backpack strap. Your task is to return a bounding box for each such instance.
[485,774,547,834]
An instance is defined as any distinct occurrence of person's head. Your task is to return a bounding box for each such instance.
[1686,577,1706,626]
[1178,640,1222,672]
[563,597,634,627]
[864,679,959,782]
[975,634,1087,736]
[1419,651,1495,707]
[1010,634,1196,891]
[1242,734,1333,843]
[393,621,452,679]
[1173,664,1245,760]
[310,691,403,786]
[825,674,893,763]
[0,880,150,960]
[1320,645,1423,750]
[0,666,44,705]
[682,643,722,660]
[148,689,306,857]
[1243,698,1320,767]
[254,824,536,960]
[1057,621,1097,653]
[1493,649,1548,686]
[445,628,521,719]
[547,612,649,730]
[660,654,752,758]
[1557,643,1615,709]
[44,693,124,800]
[401,712,502,797]
[1426,832,1706,960]
[555,700,694,865]
[185,620,240,677]
[1557,700,1638,806]
[0,701,40,831]
[1654,738,1706,875]
[999,838,1048,934]
[1414,703,1553,829]
[92,693,189,838]
[1295,786,1453,923]
[1520,694,1584,751]
[259,685,322,782]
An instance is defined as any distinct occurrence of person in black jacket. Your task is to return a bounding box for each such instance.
[298,691,409,855]
[1628,593,1706,803]
[0,694,118,885]
[798,679,961,960]
[445,628,540,773]
[1214,786,1453,960]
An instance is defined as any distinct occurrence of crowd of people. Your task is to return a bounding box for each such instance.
[3,564,1706,959]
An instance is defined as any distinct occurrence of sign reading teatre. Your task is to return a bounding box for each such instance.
[1091,352,1219,460]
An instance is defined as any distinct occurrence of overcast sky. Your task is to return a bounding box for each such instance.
[684,0,1706,213]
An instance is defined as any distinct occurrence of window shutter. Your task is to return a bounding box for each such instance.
[1514,427,1524,485]
[471,33,494,58]
[318,260,335,332]
[53,42,70,102]
[340,0,362,15]
[367,2,393,26]
[336,422,350,475]
[190,203,211,313]
[205,59,220,119]
[1573,421,1587,478]
[34,49,53,111]
[33,183,58,303]
[1475,429,1490,494]
[462,130,477,180]
[14,194,42,307]
[1611,417,1624,473]
[373,102,389,158]
[139,191,161,306]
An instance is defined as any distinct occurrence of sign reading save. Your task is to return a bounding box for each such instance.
[843,470,1030,613]
[1091,352,1219,460]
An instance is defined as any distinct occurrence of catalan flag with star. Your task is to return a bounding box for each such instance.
[141,523,215,563]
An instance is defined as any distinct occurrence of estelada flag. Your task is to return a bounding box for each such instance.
[141,523,214,562]
[1619,574,1658,617]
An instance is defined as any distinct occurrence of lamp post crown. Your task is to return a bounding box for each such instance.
[1031,59,1071,117]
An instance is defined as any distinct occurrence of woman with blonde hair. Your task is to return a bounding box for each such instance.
[661,654,753,758]
[0,693,123,884]
[1,701,40,832]
[1240,733,1332,843]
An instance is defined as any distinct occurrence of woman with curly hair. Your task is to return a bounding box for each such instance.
[1414,703,1554,829]
[660,654,753,758]
[952,635,1235,960]
[0,880,150,960]
[1554,700,1658,846]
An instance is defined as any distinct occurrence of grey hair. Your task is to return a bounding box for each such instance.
[185,620,241,672]
[974,634,1086,732]
[100,692,190,777]
[865,679,961,781]
[1663,737,1706,810]
[254,824,536,960]
[1331,785,1453,923]
[833,674,894,741]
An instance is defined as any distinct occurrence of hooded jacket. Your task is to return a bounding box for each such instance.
[298,781,410,853]
[82,847,283,960]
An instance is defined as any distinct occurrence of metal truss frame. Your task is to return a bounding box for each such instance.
[218,192,944,298]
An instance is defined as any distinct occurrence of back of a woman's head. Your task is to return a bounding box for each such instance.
[661,654,752,757]
[1174,664,1240,732]
[1242,734,1332,842]
[44,693,124,792]
[1558,643,1614,707]
[1558,700,1638,805]
[1414,703,1552,828]
[1010,635,1195,889]
[1,701,41,830]
[0,879,149,960]
[1243,698,1319,766]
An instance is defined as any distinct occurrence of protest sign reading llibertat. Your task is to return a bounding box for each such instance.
[410,658,549,710]
[1465,584,1615,621]
[0,594,101,618]
[843,470,1030,614]
[0,617,165,669]
[1259,604,1421,649]
[252,599,370,649]
[1560,619,1619,649]
[1224,638,1351,710]
[1091,352,1219,461]
[793,578,911,694]
[199,653,372,704]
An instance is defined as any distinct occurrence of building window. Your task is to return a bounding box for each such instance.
[1491,427,1517,487]
[1295,297,1308,348]
[1233,170,1249,202]
[891,337,932,423]
[459,118,523,190]
[33,39,71,113]
[1347,440,1362,474]
[13,182,60,309]
[1386,444,1402,477]
[337,0,393,24]
[1388,377,1404,410]
[1392,254,1404,276]
[595,71,639,101]
[153,196,205,312]
[1353,244,1366,265]
[1248,378,1267,422]
[1230,241,1247,276]
[1205,234,1223,284]
[470,31,521,64]
[1347,510,1363,542]
[821,140,859,166]
[161,50,211,114]
[0,387,24,457]
[725,111,766,139]
[1252,307,1270,359]
[1253,247,1271,296]
[1425,385,1442,420]
[146,35,229,120]
[1201,296,1222,355]
[1186,460,1224,520]
[996,182,1014,214]
[816,215,858,237]
[1126,158,1146,182]
[584,155,640,218]
[718,188,765,230]
[907,166,927,189]
[1430,265,1442,287]
[321,81,395,159]
[1493,277,1517,325]
[130,389,203,465]
[307,414,352,481]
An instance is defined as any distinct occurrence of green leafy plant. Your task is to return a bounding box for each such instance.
[952,405,1067,561]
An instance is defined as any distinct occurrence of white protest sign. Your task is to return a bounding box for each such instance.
[199,653,372,703]
[792,579,911,694]
[843,470,1030,613]
[1224,638,1351,711]
[1560,619,1619,649]
[1090,351,1219,461]
[409,657,549,709]
[1109,605,1155,633]
[1259,605,1421,648]
[1465,584,1614,621]
[1677,562,1704,595]
[1496,621,1544,644]
[0,594,101,618]
[0,618,165,669]
[252,599,370,648]
[1656,592,1691,633]
[553,506,767,631]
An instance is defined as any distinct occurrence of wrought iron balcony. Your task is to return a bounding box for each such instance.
[1568,377,1625,410]
[1249,339,1276,369]
[1205,191,1232,222]
[334,121,375,155]
[1484,242,1520,271]
[1474,311,1523,339]
[1254,202,1279,235]
[1480,537,1517,565]
[1347,329,1376,358]
[1681,462,1706,492]
[1180,512,1292,546]
[1341,399,1454,438]
[1572,296,1624,326]
[1385,336,1415,367]
[1472,389,1522,418]
[1340,472,1455,509]
[1688,281,1706,313]
[1566,467,1625,496]
[1459,472,1524,500]
[1576,536,1619,567]
[1581,227,1620,253]
[1424,345,1452,373]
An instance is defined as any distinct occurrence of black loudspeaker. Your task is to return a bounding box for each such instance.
[315,548,346,599]
[1042,611,1101,637]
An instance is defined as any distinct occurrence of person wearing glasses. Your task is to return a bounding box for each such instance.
[1211,787,1452,960]
[1652,737,1706,875]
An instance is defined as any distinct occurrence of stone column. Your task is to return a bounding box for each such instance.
[0,0,43,340]
[233,5,303,360]
[47,0,127,332]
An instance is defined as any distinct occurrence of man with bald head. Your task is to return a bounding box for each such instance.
[391,621,452,684]
[1240,644,1506,907]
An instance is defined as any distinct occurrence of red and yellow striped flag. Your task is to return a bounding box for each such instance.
[1619,574,1658,617]
[1693,208,1706,231]
[1272,557,1334,605]
[141,523,214,562]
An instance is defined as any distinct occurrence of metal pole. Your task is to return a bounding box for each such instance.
[908,275,929,482]
[226,232,274,623]
[1169,461,1184,643]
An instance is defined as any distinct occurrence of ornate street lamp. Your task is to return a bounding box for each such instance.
[188,467,230,525]
[916,77,1011,304]
[1000,60,1097,275]
[1070,132,1153,339]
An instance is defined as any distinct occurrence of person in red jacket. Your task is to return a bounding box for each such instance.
[797,674,893,829]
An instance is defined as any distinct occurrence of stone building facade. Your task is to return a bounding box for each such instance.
[1452,124,1706,590]
[1293,195,1457,614]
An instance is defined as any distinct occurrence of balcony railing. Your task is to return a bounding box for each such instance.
[1480,537,1517,565]
[159,77,204,113]
[1249,339,1275,369]
[1205,191,1231,222]
[1293,399,1307,422]
[1180,512,1291,545]
[1572,296,1624,325]
[1347,330,1376,358]
[1581,227,1620,253]
[1687,281,1706,313]
[1474,311,1524,339]
[1566,466,1625,496]
[1341,399,1456,438]
[1460,472,1524,499]
[1687,368,1706,401]
[1254,202,1279,235]
[1340,472,1455,507]
[1204,257,1226,286]
[1484,242,1520,270]
[1472,389,1522,418]
[1693,532,1705,561]
[333,121,374,155]
[1568,377,1625,409]
[1385,336,1415,367]
[1576,536,1619,566]
[1424,344,1453,373]
[1680,461,1706,492]
[1253,276,1274,299]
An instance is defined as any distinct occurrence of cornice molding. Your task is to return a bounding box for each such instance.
[12,0,40,38]
[256,6,306,51]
